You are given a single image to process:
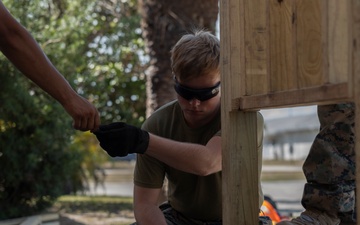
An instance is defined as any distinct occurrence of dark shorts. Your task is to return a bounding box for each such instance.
[130,203,272,225]
[159,203,222,225]
[130,203,221,225]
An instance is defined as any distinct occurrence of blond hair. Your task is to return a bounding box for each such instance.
[170,29,220,81]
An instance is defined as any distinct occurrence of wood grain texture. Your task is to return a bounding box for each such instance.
[221,112,259,225]
[296,0,324,88]
[327,0,351,84]
[244,0,268,95]
[269,0,296,91]
[221,0,259,223]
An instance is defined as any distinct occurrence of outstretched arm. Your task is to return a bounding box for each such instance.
[94,122,222,175]
[0,1,100,131]
[146,134,222,176]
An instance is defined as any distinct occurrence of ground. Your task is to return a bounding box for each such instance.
[47,160,305,225]
[58,211,135,225]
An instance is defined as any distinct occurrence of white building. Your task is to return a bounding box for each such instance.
[261,107,319,161]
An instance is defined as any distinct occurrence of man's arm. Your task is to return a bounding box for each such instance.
[146,134,222,176]
[0,1,100,131]
[133,185,167,225]
[94,122,222,175]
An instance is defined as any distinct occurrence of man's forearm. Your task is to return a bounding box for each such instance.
[1,21,77,105]
[146,134,221,176]
[134,204,167,225]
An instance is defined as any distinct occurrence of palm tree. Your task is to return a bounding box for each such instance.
[139,0,219,117]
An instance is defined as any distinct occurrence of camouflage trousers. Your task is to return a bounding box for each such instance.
[302,103,356,224]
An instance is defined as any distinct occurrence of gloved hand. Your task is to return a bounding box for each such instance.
[93,122,149,157]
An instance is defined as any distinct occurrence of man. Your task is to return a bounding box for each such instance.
[0,0,100,131]
[94,29,269,225]
[278,103,356,225]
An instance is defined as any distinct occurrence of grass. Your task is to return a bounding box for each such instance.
[261,159,305,181]
[53,195,133,214]
[50,195,135,225]
[262,159,304,167]
[261,171,305,181]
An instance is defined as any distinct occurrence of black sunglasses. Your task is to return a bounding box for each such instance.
[174,77,220,101]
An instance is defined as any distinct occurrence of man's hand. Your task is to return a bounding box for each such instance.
[63,95,100,132]
[93,122,149,157]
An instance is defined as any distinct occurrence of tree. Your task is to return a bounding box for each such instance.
[0,0,146,219]
[0,59,79,218]
[138,0,219,117]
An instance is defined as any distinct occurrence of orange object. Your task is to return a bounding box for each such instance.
[260,199,282,223]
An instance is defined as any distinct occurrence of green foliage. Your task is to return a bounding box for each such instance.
[68,131,109,194]
[5,0,147,125]
[0,0,146,219]
[0,70,79,218]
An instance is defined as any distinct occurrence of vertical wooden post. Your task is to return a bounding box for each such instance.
[221,112,258,224]
[220,0,259,223]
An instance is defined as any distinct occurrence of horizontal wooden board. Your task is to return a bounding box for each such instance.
[233,82,351,111]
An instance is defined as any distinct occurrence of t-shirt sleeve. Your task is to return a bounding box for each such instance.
[135,114,166,189]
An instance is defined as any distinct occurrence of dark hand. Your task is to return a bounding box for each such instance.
[93,122,149,157]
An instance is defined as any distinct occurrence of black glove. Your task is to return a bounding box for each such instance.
[93,122,149,157]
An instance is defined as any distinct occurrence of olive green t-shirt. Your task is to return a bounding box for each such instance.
[134,100,264,221]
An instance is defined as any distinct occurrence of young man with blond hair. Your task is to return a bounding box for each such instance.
[95,29,270,225]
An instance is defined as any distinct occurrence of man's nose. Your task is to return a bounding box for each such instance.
[189,98,201,106]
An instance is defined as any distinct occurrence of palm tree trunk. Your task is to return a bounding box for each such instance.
[139,0,219,117]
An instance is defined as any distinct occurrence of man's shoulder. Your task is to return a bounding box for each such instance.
[142,100,179,130]
[156,99,179,111]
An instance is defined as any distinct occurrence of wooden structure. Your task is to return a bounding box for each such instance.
[220,0,360,224]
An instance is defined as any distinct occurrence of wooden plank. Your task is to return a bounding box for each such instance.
[221,0,259,224]
[220,0,244,106]
[233,83,350,111]
[327,0,351,84]
[244,0,268,95]
[222,112,258,225]
[296,0,323,88]
[269,0,296,92]
[220,0,239,224]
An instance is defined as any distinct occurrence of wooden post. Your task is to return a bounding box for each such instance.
[221,112,258,224]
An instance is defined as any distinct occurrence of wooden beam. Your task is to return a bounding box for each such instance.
[221,0,259,224]
[231,83,351,111]
[244,0,268,95]
[327,0,351,84]
[269,0,296,92]
[222,112,259,225]
[296,0,324,88]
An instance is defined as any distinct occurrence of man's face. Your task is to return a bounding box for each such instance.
[175,72,221,128]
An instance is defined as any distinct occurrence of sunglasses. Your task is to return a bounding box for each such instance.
[174,77,221,101]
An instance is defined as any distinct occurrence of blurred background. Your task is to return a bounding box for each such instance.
[0,0,317,224]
